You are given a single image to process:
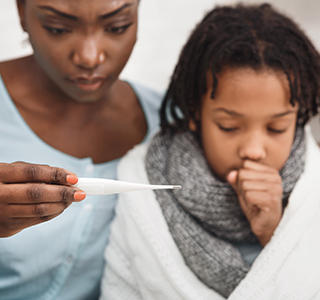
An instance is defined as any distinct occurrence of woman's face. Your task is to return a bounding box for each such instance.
[191,68,298,181]
[17,0,139,102]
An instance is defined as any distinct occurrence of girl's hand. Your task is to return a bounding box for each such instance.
[227,160,283,246]
[0,161,86,237]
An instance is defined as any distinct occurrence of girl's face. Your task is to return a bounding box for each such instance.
[17,0,138,102]
[191,68,298,181]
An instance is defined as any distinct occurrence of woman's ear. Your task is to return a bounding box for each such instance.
[17,0,27,32]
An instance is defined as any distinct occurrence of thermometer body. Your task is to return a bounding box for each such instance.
[75,178,181,196]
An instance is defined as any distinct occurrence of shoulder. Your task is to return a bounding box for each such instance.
[287,125,320,202]
[126,80,164,141]
[0,56,37,98]
[127,80,164,100]
[303,125,320,173]
[0,56,32,77]
[126,80,164,113]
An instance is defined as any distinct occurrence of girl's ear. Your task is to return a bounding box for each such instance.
[17,0,27,32]
[188,119,197,132]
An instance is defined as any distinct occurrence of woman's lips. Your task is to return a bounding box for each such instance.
[69,77,104,92]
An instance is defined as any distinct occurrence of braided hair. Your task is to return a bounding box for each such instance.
[160,3,320,133]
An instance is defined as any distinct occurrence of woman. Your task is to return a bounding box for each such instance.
[0,0,161,299]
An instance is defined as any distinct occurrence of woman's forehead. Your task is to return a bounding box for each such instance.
[25,0,139,20]
[26,0,138,10]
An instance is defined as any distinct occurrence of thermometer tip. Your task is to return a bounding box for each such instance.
[173,185,182,189]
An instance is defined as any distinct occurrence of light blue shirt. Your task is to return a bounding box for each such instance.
[0,75,162,300]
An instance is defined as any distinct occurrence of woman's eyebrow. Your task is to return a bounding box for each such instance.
[37,6,78,21]
[37,3,133,21]
[100,3,133,20]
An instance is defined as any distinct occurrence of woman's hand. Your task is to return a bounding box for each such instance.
[0,161,86,237]
[227,160,283,246]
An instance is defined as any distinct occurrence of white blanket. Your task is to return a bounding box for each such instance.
[100,126,320,300]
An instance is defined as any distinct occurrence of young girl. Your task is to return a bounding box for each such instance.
[101,3,320,300]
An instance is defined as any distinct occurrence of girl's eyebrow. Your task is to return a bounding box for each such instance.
[213,108,297,118]
[213,108,244,117]
[271,110,297,118]
[37,3,133,21]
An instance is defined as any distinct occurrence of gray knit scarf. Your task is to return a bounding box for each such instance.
[145,126,306,298]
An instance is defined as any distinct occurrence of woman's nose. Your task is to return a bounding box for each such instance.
[238,133,267,162]
[71,37,106,69]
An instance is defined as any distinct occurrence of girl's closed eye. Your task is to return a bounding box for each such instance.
[218,124,239,132]
[267,120,293,134]
[267,127,287,134]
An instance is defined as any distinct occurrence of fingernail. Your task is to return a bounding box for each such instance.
[67,175,78,185]
[74,191,86,201]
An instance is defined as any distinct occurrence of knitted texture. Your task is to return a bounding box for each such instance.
[145,127,305,298]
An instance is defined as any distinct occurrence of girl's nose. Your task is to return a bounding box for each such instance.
[238,133,267,162]
[71,37,106,69]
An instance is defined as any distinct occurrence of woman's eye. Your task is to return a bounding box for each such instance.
[106,23,133,34]
[43,26,71,35]
[218,125,238,132]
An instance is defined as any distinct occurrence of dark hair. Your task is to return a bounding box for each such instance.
[160,3,320,133]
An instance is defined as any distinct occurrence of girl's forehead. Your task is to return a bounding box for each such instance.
[205,68,296,114]
[208,67,289,91]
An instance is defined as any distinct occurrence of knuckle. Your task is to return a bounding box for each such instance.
[242,181,249,190]
[40,212,61,223]
[237,169,246,181]
[12,161,27,166]
[33,203,47,216]
[0,220,17,236]
[40,215,53,222]
[27,185,44,202]
[23,164,41,181]
[0,162,23,180]
[64,201,71,209]
[279,186,283,194]
[275,175,282,183]
[60,187,71,201]
[274,186,283,196]
[270,194,281,205]
[243,190,250,201]
[244,190,255,203]
[51,168,65,183]
[14,161,27,164]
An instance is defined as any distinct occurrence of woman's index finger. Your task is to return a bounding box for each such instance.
[0,161,77,185]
